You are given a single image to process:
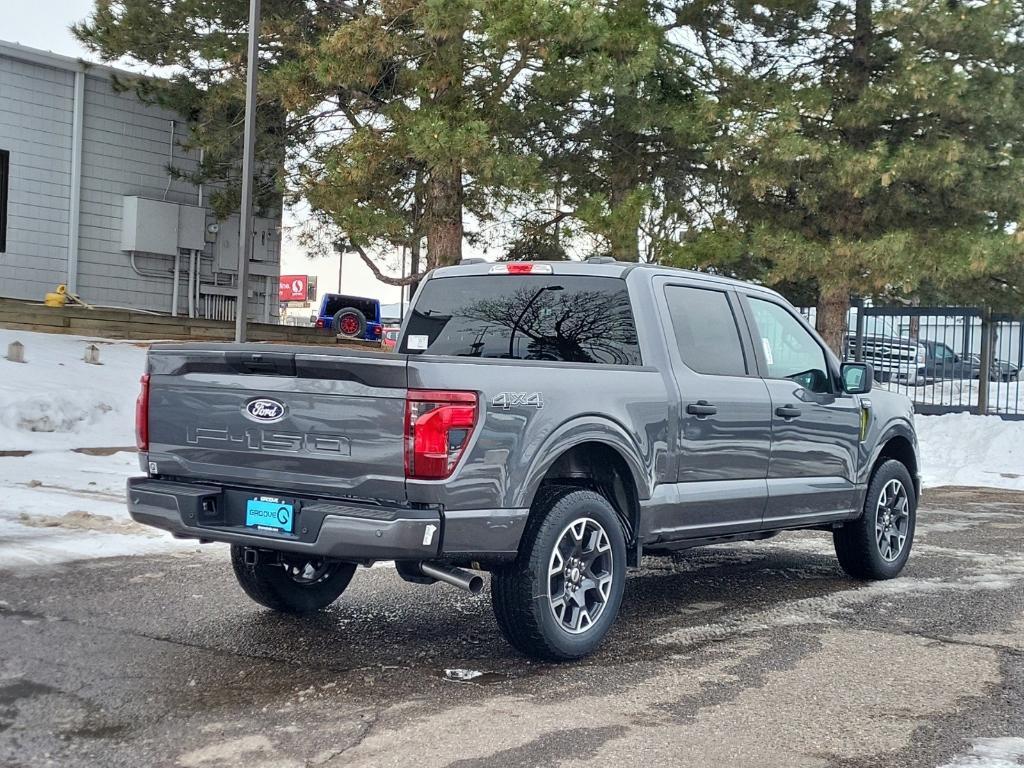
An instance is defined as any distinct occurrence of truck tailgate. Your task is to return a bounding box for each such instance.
[146,345,408,503]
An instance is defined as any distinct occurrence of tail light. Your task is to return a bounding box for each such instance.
[315,318,325,329]
[135,374,150,452]
[373,325,382,337]
[489,262,553,275]
[405,389,478,479]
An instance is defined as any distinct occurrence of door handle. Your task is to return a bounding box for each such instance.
[686,401,718,417]
[775,405,802,419]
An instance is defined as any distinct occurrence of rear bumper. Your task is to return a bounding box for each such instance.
[127,477,525,561]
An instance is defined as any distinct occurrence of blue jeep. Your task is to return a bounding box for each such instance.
[314,294,383,341]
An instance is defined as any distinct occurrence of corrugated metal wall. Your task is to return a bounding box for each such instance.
[76,74,202,311]
[0,43,281,318]
[0,54,74,300]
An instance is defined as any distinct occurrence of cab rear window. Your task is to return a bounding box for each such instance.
[400,275,641,365]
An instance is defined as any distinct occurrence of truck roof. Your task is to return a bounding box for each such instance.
[429,259,784,299]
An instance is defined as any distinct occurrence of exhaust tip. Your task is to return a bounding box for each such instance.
[419,561,485,594]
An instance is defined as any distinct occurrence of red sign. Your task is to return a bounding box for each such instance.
[279,275,308,302]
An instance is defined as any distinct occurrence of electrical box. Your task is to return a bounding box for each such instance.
[214,215,280,271]
[252,217,279,262]
[121,197,212,254]
[121,197,179,256]
[177,205,207,251]
[215,214,240,272]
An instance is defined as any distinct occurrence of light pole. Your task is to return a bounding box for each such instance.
[234,0,261,343]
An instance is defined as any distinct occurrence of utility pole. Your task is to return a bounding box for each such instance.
[234,0,261,343]
[399,244,407,320]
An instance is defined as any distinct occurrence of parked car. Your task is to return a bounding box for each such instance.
[965,353,1020,382]
[848,332,1019,385]
[129,260,919,661]
[314,293,383,341]
[846,329,927,385]
[381,325,401,351]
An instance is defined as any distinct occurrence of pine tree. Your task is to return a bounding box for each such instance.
[680,0,1024,352]
[512,0,715,262]
[75,0,586,280]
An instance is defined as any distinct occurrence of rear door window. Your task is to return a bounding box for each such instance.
[400,275,642,365]
[663,285,748,376]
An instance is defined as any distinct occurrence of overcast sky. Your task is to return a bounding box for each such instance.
[7,1,96,59]
[5,1,406,307]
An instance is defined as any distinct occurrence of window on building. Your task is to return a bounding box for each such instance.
[0,150,9,253]
[664,285,748,376]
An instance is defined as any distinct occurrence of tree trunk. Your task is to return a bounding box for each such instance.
[408,233,422,301]
[608,173,640,262]
[424,161,463,268]
[816,283,850,356]
[422,10,465,269]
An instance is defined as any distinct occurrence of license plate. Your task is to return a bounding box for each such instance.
[245,497,294,533]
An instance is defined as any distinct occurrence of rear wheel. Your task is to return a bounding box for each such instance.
[833,460,916,580]
[230,546,356,613]
[491,487,627,661]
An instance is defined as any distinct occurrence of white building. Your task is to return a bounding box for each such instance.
[0,41,281,321]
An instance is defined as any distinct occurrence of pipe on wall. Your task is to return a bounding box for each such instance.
[162,120,175,201]
[198,148,204,208]
[171,251,180,317]
[195,250,203,316]
[188,250,197,318]
[66,68,85,293]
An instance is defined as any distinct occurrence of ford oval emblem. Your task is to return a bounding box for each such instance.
[244,397,286,423]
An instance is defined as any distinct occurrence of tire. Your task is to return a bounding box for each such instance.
[491,486,627,661]
[333,308,367,339]
[230,546,357,614]
[833,459,917,580]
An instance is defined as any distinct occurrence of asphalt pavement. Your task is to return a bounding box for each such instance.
[1,486,1022,768]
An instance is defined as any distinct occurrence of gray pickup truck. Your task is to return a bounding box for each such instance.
[129,260,920,660]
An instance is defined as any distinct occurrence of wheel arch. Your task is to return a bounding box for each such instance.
[518,420,651,560]
[869,424,920,499]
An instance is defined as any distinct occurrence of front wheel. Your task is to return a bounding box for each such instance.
[231,546,357,614]
[833,460,917,580]
[491,487,627,661]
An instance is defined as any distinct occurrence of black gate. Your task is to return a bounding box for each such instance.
[845,306,1023,419]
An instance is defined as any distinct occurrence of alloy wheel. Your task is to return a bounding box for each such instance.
[547,517,614,634]
[875,479,910,562]
[339,314,359,335]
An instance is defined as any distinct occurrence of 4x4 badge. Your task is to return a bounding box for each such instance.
[492,392,544,410]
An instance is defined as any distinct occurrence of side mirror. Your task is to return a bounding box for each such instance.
[841,362,873,394]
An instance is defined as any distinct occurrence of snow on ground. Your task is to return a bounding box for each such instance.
[0,328,145,451]
[0,448,204,568]
[916,413,1024,492]
[880,378,1024,415]
[939,737,1024,768]
[0,329,201,567]
[1,328,1024,567]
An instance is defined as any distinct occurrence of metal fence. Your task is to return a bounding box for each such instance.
[800,303,1023,419]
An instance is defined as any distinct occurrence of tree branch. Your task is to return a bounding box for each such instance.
[350,241,426,286]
